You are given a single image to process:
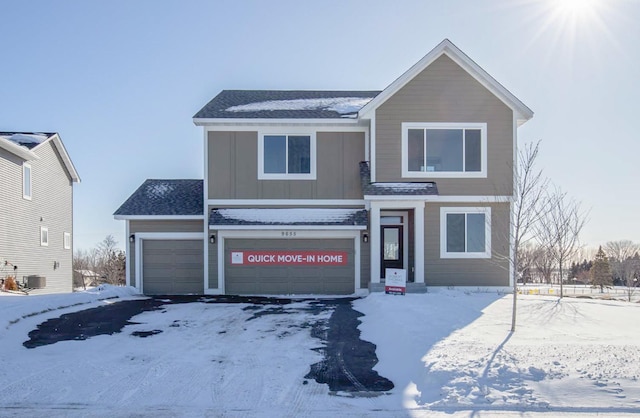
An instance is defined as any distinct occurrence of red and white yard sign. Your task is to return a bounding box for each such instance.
[385,268,407,295]
[230,251,348,266]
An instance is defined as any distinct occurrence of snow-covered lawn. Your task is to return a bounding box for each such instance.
[1,287,640,417]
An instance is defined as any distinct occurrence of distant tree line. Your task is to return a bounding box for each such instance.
[73,235,126,289]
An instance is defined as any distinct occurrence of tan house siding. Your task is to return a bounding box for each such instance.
[375,54,514,196]
[0,142,74,293]
[424,202,510,286]
[208,131,365,200]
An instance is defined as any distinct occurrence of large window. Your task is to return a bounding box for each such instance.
[259,133,316,179]
[23,163,32,200]
[402,123,487,178]
[440,207,491,258]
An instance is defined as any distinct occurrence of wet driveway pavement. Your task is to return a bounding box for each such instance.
[23,295,394,394]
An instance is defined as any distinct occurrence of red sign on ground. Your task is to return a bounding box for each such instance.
[230,251,348,266]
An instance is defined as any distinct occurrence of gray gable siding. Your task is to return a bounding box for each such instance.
[0,141,74,293]
[375,54,514,196]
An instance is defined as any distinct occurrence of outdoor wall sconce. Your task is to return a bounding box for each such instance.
[53,261,60,270]
[129,234,135,243]
[362,232,369,243]
[209,234,216,244]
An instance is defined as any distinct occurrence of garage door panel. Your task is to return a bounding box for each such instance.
[142,239,203,295]
[225,238,355,295]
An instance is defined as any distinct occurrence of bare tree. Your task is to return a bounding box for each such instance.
[507,141,549,331]
[532,245,555,284]
[535,188,588,298]
[96,235,126,285]
[605,240,640,301]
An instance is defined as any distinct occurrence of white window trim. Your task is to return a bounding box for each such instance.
[401,122,487,178]
[440,207,491,259]
[23,163,32,200]
[40,226,49,247]
[257,131,317,180]
[64,232,71,250]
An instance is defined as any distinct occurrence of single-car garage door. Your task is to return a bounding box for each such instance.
[224,238,355,295]
[142,240,203,295]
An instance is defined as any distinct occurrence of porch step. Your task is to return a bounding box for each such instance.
[368,282,428,294]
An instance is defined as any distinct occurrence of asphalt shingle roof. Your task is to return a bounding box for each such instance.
[0,132,55,150]
[210,208,368,227]
[359,161,439,196]
[193,90,381,120]
[114,179,203,216]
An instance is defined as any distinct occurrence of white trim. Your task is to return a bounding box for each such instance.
[203,128,210,296]
[0,136,40,161]
[370,206,381,283]
[113,215,204,220]
[125,220,131,288]
[212,225,367,231]
[440,207,491,259]
[204,125,368,133]
[358,39,533,123]
[365,195,512,202]
[195,118,363,126]
[63,232,71,250]
[47,134,81,183]
[214,229,361,296]
[133,232,204,295]
[414,203,425,283]
[370,113,376,182]
[22,163,32,200]
[207,199,365,206]
[258,132,316,180]
[40,226,49,246]
[380,211,409,276]
[401,122,487,178]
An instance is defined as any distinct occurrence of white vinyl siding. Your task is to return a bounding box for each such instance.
[440,207,491,258]
[402,123,487,178]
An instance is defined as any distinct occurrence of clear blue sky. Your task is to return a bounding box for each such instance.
[1,0,638,251]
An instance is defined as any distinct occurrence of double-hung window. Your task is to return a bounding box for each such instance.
[258,133,316,180]
[402,123,487,178]
[23,163,32,200]
[440,207,491,258]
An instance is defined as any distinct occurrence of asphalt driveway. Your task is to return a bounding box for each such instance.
[23,295,393,394]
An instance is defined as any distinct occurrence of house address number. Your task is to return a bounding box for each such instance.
[281,231,297,237]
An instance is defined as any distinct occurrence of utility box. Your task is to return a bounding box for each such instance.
[27,275,46,289]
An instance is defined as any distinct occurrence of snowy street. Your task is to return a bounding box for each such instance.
[1,287,640,417]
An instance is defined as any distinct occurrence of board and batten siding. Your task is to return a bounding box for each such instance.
[375,54,514,196]
[0,142,74,293]
[128,219,204,288]
[424,202,510,286]
[207,131,365,200]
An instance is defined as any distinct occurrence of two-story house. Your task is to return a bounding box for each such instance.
[114,39,533,295]
[0,132,80,293]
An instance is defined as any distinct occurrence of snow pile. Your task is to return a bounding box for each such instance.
[0,284,141,330]
[145,181,175,198]
[225,97,374,115]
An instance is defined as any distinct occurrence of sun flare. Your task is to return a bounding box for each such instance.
[554,0,600,19]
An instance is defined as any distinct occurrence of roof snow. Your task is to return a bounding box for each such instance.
[0,132,51,150]
[225,97,374,116]
[211,208,368,227]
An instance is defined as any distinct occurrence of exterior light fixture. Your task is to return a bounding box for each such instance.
[362,232,369,243]
[129,234,135,243]
[210,234,216,244]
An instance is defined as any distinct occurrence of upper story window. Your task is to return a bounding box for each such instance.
[64,232,71,250]
[440,207,491,259]
[23,163,32,200]
[258,133,316,180]
[401,123,487,178]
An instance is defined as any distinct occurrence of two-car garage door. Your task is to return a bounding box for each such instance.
[224,238,355,295]
[142,239,203,295]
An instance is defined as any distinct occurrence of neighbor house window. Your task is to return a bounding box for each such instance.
[440,207,491,258]
[40,227,49,246]
[64,232,71,250]
[402,123,487,178]
[258,133,316,179]
[23,163,32,200]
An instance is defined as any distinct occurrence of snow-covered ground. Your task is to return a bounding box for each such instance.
[1,287,640,417]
